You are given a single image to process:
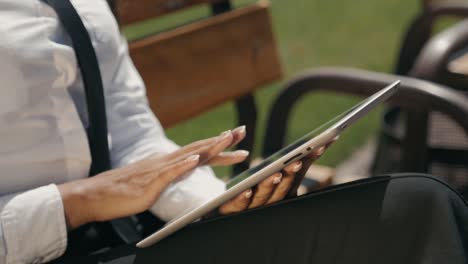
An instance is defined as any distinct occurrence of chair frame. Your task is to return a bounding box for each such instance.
[396,2,468,75]
[262,68,468,174]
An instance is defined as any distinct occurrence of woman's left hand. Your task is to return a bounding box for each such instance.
[217,146,329,215]
[195,125,338,217]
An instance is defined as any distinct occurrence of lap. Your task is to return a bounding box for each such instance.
[56,175,468,264]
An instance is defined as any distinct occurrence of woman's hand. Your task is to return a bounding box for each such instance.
[217,138,337,216]
[58,126,249,230]
[58,125,336,229]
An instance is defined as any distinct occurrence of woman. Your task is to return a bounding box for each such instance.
[0,0,467,263]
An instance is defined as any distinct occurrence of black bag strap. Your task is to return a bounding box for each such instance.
[44,0,111,176]
[43,0,142,255]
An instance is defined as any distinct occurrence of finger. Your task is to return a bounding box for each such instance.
[303,135,338,160]
[328,135,340,146]
[181,126,247,155]
[228,126,247,148]
[248,172,282,209]
[165,129,232,159]
[155,155,201,188]
[207,150,250,166]
[286,143,334,198]
[219,189,253,215]
[197,131,234,164]
[165,126,247,164]
[166,130,234,165]
[304,145,326,160]
[141,155,200,211]
[169,137,219,159]
[266,161,302,205]
[286,147,326,198]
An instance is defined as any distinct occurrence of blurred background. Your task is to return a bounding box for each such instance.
[122,0,446,177]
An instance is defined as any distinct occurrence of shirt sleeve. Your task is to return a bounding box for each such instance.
[0,185,67,264]
[101,33,225,222]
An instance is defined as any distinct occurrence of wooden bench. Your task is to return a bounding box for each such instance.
[115,0,335,190]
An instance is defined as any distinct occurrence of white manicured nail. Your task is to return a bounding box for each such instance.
[235,150,250,156]
[220,130,232,139]
[244,189,253,199]
[234,125,247,135]
[273,174,283,184]
[293,162,303,172]
[186,155,200,162]
[316,147,326,156]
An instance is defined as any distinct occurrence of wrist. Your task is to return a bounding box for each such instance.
[58,179,96,230]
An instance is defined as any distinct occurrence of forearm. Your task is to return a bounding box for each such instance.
[0,185,68,264]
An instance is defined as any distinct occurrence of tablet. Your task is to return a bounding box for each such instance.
[137,80,400,248]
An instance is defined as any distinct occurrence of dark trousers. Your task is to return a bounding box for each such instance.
[56,174,468,264]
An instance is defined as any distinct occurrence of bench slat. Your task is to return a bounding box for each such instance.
[129,3,282,127]
[117,0,224,25]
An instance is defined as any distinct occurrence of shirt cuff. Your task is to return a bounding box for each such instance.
[150,166,226,222]
[1,185,67,264]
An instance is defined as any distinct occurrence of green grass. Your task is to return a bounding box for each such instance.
[123,0,421,177]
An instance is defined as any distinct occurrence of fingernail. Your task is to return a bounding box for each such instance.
[316,146,326,156]
[235,150,250,157]
[186,155,200,162]
[273,173,283,184]
[244,189,253,199]
[293,161,303,172]
[233,125,246,135]
[220,130,232,139]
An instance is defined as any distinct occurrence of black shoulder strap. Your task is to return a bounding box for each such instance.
[43,1,147,251]
[44,0,111,176]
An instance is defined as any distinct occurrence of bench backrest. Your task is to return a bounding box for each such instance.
[116,0,282,127]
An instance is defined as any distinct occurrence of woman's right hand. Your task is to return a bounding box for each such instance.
[58,126,248,230]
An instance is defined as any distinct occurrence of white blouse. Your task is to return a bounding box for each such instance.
[0,0,225,263]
